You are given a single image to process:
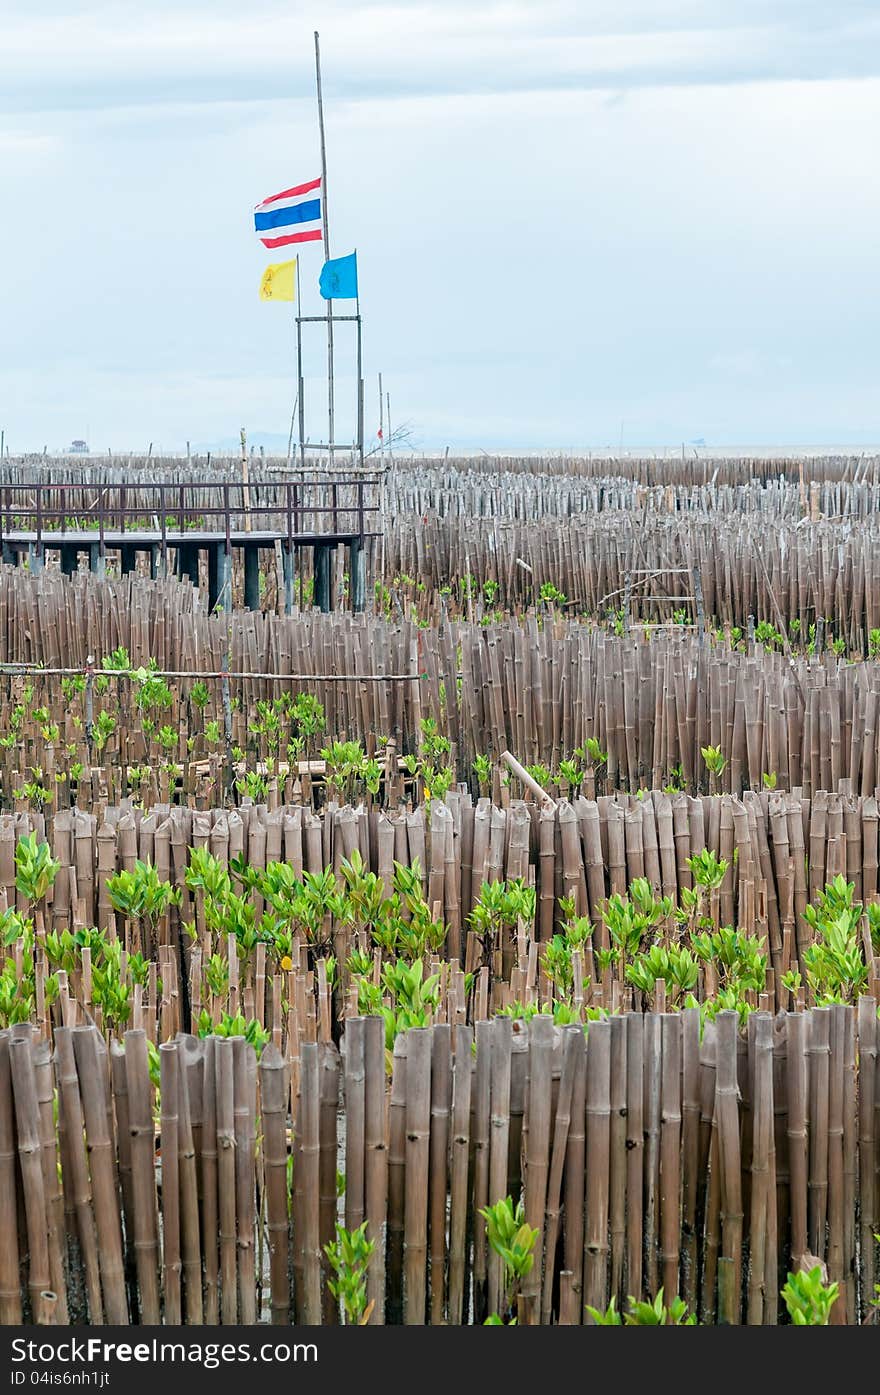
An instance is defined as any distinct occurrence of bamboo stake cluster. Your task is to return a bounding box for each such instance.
[1,1007,877,1325]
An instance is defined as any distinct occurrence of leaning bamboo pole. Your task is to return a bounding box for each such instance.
[8,1027,51,1322]
[68,1028,127,1326]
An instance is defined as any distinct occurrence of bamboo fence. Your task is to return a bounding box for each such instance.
[0,1007,876,1326]
[7,576,880,797]
[4,787,880,1033]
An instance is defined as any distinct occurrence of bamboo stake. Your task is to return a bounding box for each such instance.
[404,1027,432,1324]
[583,1017,611,1317]
[363,1014,387,1324]
[448,1023,473,1325]
[715,1011,743,1324]
[122,1028,159,1324]
[215,1035,238,1323]
[659,1013,682,1303]
[200,1036,220,1324]
[232,1036,257,1324]
[429,1023,451,1324]
[0,1034,23,1325]
[541,1023,578,1323]
[159,1041,182,1324]
[175,1034,203,1325]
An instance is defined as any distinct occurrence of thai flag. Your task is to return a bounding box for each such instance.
[254,177,323,248]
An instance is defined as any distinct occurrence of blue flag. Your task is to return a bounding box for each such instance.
[319,251,358,300]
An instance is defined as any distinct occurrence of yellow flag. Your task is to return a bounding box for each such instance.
[259,257,296,302]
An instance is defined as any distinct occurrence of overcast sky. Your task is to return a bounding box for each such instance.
[1,1,879,453]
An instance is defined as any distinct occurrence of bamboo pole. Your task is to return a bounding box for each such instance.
[159,1041,182,1324]
[429,1023,451,1324]
[343,1016,366,1234]
[297,1040,322,1325]
[260,1044,290,1325]
[363,1014,387,1325]
[175,1034,203,1325]
[200,1036,220,1325]
[541,1023,578,1323]
[123,1028,159,1324]
[487,1016,513,1316]
[232,1036,257,1325]
[448,1024,473,1325]
[8,1027,51,1321]
[215,1035,238,1324]
[659,1013,682,1304]
[33,1039,68,1324]
[583,1017,611,1317]
[0,1033,23,1325]
[715,1011,743,1324]
[403,1027,432,1324]
[471,1018,492,1324]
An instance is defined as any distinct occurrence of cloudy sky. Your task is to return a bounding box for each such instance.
[1,0,879,453]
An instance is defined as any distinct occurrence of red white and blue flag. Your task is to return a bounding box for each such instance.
[254,177,322,248]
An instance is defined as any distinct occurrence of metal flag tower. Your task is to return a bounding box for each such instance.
[294,31,365,478]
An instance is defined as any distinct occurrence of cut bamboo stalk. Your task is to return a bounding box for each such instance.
[232,1036,257,1324]
[175,1034,203,1325]
[214,1034,238,1324]
[659,1013,682,1304]
[447,1023,473,1326]
[260,1043,290,1325]
[159,1041,182,1323]
[680,1006,701,1311]
[0,1033,23,1325]
[71,1028,128,1325]
[404,1027,432,1324]
[33,1039,68,1324]
[385,1029,409,1323]
[642,1010,661,1295]
[747,1014,772,1325]
[363,1014,387,1325]
[541,1023,578,1324]
[200,1036,220,1325]
[857,996,876,1322]
[429,1023,451,1324]
[583,1017,611,1318]
[715,1011,743,1324]
[808,1007,830,1261]
[471,1018,492,1325]
[8,1027,51,1322]
[487,1015,513,1315]
[343,1016,366,1234]
[625,1011,645,1302]
[122,1028,159,1324]
[297,1040,322,1326]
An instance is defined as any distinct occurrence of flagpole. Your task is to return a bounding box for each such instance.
[356,264,363,468]
[314,30,334,468]
[296,256,305,472]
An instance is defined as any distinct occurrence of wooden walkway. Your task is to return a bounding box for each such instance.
[0,476,382,612]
